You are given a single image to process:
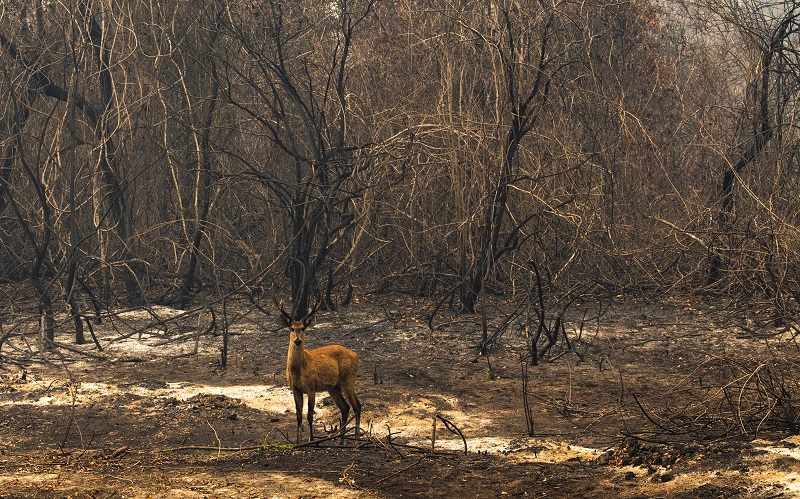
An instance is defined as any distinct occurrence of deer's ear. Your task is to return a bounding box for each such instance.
[304,313,316,329]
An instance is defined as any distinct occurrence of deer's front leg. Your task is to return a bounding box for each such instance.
[292,389,304,444]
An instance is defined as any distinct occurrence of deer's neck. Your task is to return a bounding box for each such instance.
[287,340,306,370]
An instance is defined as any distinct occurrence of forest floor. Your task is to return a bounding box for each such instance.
[1,293,800,498]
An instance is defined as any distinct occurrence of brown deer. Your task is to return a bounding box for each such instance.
[278,301,361,444]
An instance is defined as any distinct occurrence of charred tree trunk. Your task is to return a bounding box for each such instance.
[174,6,223,309]
[66,66,85,344]
[459,7,553,313]
[16,133,56,344]
[81,1,144,306]
[218,1,374,319]
[288,185,318,318]
[709,18,786,284]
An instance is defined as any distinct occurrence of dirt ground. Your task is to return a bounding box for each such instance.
[1,294,800,498]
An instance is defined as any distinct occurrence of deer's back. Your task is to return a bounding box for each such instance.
[308,345,359,374]
[310,345,359,386]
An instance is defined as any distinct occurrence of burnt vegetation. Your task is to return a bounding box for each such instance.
[2,0,800,449]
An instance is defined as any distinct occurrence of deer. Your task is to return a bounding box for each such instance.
[278,300,362,444]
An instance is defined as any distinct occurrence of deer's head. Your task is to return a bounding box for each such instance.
[276,297,317,347]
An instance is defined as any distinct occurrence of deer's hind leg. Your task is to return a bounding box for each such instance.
[342,382,361,439]
[329,384,351,442]
[306,390,316,442]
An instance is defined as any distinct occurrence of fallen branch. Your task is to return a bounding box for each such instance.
[107,446,129,459]
[436,414,468,454]
[631,392,678,435]
[162,444,264,453]
[46,340,107,360]
[293,432,351,448]
[374,456,426,483]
